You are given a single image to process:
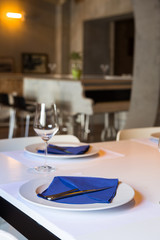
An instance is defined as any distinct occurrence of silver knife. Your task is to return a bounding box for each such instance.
[38,186,112,201]
[48,144,72,154]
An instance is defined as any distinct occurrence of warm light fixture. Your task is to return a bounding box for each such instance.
[6,12,23,19]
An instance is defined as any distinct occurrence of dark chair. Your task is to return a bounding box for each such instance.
[13,96,36,137]
[13,96,35,112]
[0,93,16,138]
[0,93,10,106]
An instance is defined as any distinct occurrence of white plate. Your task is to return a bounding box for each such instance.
[19,177,135,211]
[150,132,160,140]
[24,142,98,159]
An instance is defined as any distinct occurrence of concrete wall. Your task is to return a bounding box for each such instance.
[70,0,133,54]
[125,0,160,128]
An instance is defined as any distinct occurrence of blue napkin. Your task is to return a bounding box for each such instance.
[38,176,119,204]
[37,144,90,155]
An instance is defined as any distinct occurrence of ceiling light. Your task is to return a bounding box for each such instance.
[6,12,23,19]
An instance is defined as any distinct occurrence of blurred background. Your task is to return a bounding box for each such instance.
[0,0,160,142]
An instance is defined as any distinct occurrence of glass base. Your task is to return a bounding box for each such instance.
[35,165,56,173]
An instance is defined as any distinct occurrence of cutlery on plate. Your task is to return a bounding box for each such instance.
[48,144,72,154]
[39,186,112,201]
[38,188,78,199]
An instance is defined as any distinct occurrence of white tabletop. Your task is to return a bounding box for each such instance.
[0,138,160,240]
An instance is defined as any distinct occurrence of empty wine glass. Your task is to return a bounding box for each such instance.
[100,64,109,76]
[33,103,59,172]
[48,63,56,74]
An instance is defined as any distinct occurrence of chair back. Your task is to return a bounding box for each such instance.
[0,106,16,138]
[0,93,9,105]
[13,96,26,109]
[8,108,16,139]
[116,127,160,141]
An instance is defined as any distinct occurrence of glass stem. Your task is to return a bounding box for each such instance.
[44,141,48,166]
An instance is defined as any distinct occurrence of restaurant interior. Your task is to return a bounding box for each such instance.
[0,0,159,142]
[0,0,160,239]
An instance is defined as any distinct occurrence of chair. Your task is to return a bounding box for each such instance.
[13,96,36,137]
[0,105,16,138]
[0,134,80,152]
[116,126,160,141]
[0,93,10,106]
[13,96,35,111]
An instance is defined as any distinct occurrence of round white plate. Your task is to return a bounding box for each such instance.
[19,178,135,211]
[150,132,160,140]
[24,142,98,159]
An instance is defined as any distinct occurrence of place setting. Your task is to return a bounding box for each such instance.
[19,175,135,211]
[25,142,99,160]
[23,102,99,173]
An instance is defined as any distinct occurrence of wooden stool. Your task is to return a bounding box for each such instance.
[93,101,130,140]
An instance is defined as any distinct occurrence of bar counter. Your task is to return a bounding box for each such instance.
[0,73,132,95]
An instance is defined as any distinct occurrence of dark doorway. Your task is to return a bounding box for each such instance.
[83,19,110,75]
[114,18,134,75]
[83,15,134,76]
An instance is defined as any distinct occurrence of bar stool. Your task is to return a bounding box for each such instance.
[81,100,130,141]
[93,101,130,140]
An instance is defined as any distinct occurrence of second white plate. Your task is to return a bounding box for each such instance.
[24,142,99,158]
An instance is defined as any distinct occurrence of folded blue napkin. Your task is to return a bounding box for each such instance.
[37,144,90,155]
[38,176,119,204]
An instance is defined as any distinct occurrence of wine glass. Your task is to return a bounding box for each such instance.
[100,64,109,76]
[48,63,56,74]
[33,103,59,172]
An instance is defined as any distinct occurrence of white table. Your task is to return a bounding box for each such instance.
[0,138,160,240]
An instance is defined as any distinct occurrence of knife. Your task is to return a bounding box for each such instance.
[38,186,112,201]
[48,144,72,154]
